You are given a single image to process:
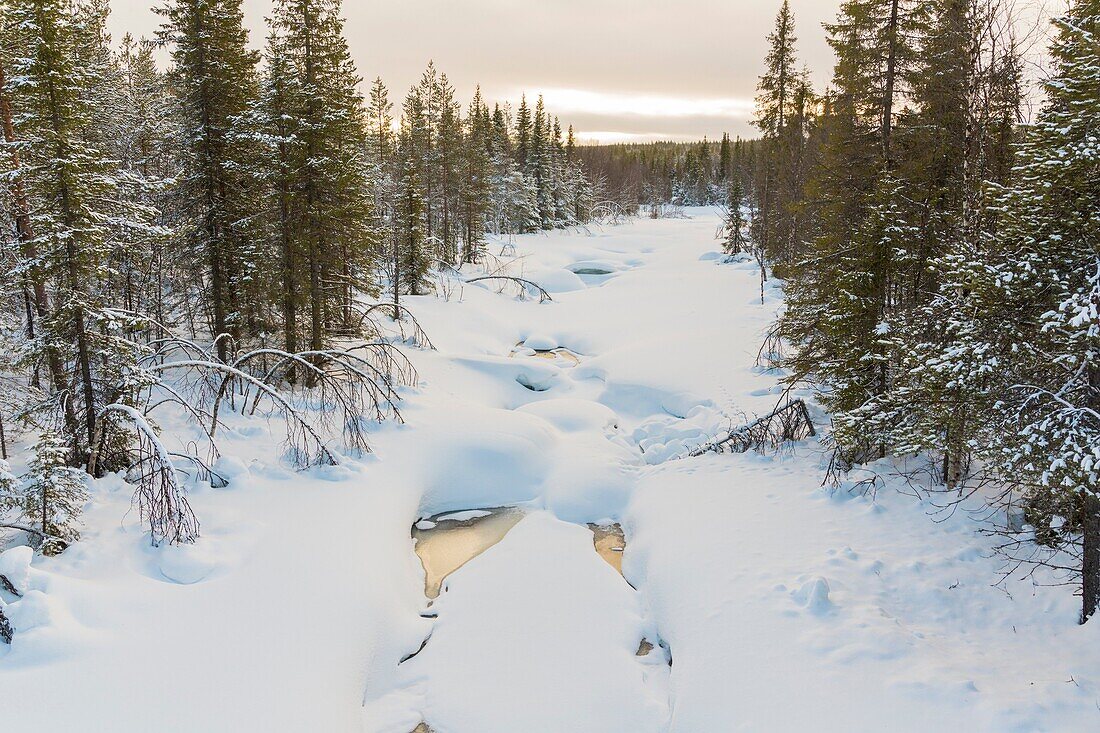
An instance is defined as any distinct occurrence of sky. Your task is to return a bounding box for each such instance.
[106,0,1056,145]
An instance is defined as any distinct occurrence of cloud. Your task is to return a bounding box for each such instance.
[524,88,754,120]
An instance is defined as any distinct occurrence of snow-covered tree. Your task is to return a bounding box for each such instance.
[23,430,87,554]
[157,0,261,361]
[967,0,1100,622]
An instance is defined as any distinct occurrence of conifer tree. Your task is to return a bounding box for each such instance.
[3,0,156,463]
[395,150,430,297]
[756,0,798,138]
[724,176,748,255]
[515,94,532,170]
[719,133,731,181]
[158,0,260,360]
[460,88,492,263]
[367,76,395,168]
[263,0,377,350]
[954,0,1099,622]
[24,430,87,554]
[436,73,461,263]
[753,1,813,269]
[114,34,180,325]
[531,96,554,228]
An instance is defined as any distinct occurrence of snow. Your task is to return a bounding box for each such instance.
[399,512,667,733]
[3,209,1099,731]
[520,333,559,351]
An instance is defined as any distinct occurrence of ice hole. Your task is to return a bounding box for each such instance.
[588,522,627,577]
[511,341,582,367]
[412,507,527,599]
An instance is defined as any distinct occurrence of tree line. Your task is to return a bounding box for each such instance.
[735,0,1100,622]
[578,136,759,211]
[0,0,593,557]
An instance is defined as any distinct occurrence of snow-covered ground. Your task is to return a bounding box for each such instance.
[2,210,1098,731]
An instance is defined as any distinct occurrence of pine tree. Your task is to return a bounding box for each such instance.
[416,62,441,245]
[365,76,396,248]
[753,1,812,269]
[113,34,180,327]
[778,0,924,461]
[839,0,1024,484]
[157,0,260,360]
[396,150,429,297]
[515,94,532,170]
[719,132,731,181]
[2,0,155,463]
[531,96,554,228]
[263,0,377,351]
[253,32,302,356]
[460,88,492,263]
[24,430,87,554]
[367,76,394,168]
[960,0,1100,622]
[756,0,798,138]
[436,73,462,263]
[724,176,748,255]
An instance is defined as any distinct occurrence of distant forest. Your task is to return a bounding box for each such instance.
[578,137,759,210]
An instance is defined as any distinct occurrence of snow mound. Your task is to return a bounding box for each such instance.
[525,267,587,294]
[212,455,250,484]
[158,544,220,585]
[0,546,34,593]
[792,577,835,616]
[522,333,558,351]
[5,589,52,632]
[516,398,620,434]
[401,407,557,517]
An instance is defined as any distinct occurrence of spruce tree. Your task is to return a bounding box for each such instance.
[437,73,461,263]
[3,0,154,463]
[158,0,260,360]
[396,149,429,297]
[753,1,812,269]
[460,88,492,263]
[963,0,1100,622]
[367,76,395,168]
[515,94,532,170]
[264,0,377,349]
[24,430,88,554]
[724,176,748,255]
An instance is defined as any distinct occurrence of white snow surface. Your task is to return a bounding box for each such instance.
[2,210,1099,731]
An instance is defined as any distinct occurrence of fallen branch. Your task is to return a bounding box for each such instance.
[0,572,20,597]
[466,276,553,303]
[93,404,200,546]
[688,400,816,457]
[0,522,52,544]
[357,303,436,350]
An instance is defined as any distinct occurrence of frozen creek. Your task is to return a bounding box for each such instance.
[4,211,1097,733]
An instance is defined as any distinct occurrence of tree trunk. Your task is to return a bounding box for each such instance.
[23,19,95,459]
[1083,493,1100,624]
[882,0,901,164]
[1,58,73,416]
[1084,359,1100,623]
[279,165,297,380]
